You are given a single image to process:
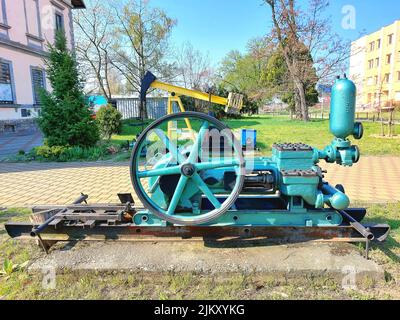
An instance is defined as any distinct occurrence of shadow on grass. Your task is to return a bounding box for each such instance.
[309,119,329,123]
[366,216,400,264]
[0,211,28,223]
[368,217,400,231]
[373,236,400,264]
[255,142,269,150]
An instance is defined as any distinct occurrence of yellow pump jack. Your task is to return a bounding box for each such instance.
[140,71,244,138]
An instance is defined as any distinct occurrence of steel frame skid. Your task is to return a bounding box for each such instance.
[4,193,390,258]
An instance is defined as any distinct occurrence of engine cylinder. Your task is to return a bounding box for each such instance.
[329,76,357,139]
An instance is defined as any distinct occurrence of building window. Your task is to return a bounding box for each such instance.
[387,54,392,64]
[368,59,374,69]
[55,13,64,31]
[0,61,14,104]
[388,34,394,45]
[377,39,381,49]
[398,71,400,81]
[21,109,31,118]
[31,67,45,105]
[369,42,375,52]
[383,90,389,100]
[375,75,379,85]
[384,73,390,83]
[375,58,379,67]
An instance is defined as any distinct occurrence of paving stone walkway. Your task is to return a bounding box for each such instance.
[0,131,43,159]
[0,156,399,207]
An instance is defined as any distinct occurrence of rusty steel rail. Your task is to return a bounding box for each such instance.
[6,222,390,243]
[5,221,390,258]
[3,193,390,258]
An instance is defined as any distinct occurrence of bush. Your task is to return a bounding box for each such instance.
[29,142,121,162]
[34,145,67,159]
[96,105,122,140]
[56,146,107,161]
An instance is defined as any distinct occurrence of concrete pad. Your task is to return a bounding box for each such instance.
[28,241,384,281]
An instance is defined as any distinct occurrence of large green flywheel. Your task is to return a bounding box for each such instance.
[130,112,245,225]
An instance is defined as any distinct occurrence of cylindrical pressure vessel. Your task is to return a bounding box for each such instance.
[329,76,357,139]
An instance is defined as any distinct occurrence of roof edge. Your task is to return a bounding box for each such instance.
[71,0,86,9]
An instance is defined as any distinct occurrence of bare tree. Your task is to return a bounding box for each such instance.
[265,0,350,121]
[110,0,176,119]
[74,0,116,100]
[175,42,214,91]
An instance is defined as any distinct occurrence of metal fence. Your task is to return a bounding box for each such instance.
[116,97,168,120]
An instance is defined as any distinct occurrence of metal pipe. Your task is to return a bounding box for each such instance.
[338,209,374,241]
[30,194,89,237]
[321,183,350,210]
[321,183,373,240]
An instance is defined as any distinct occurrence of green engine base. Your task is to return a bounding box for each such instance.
[133,196,343,228]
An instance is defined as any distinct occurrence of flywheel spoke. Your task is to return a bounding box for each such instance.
[195,159,240,171]
[192,173,221,209]
[187,121,209,163]
[137,165,181,178]
[167,175,189,215]
[154,129,185,164]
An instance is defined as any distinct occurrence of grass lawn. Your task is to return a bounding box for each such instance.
[4,115,397,163]
[112,116,400,157]
[0,202,399,300]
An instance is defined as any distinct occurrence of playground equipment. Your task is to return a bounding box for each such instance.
[140,71,244,116]
[5,75,389,258]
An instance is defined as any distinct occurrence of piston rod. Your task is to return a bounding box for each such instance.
[338,209,374,241]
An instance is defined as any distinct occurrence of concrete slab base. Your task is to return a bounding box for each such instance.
[28,241,384,282]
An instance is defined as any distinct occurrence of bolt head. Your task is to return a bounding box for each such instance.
[181,164,195,177]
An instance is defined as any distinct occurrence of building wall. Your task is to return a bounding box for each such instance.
[349,37,367,109]
[349,20,400,110]
[0,107,22,120]
[1,0,74,50]
[1,46,49,107]
[0,0,80,121]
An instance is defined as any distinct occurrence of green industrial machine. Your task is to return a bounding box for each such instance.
[130,74,364,228]
[5,74,390,256]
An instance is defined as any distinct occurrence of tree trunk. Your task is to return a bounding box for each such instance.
[293,91,301,119]
[294,80,308,121]
[140,100,148,121]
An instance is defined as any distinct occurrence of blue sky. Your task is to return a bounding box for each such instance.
[151,0,400,66]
